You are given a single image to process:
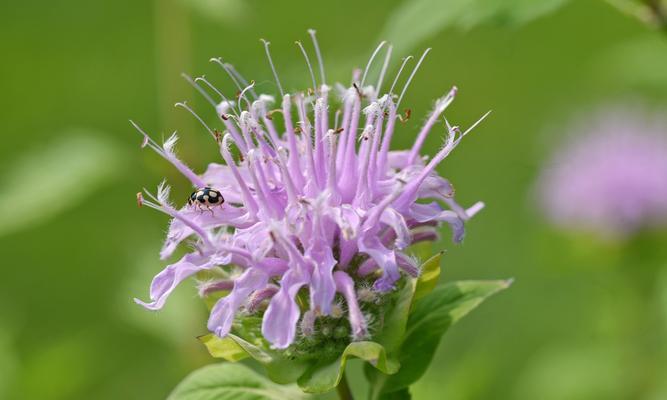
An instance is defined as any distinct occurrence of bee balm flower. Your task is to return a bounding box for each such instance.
[134,32,486,350]
[538,107,667,238]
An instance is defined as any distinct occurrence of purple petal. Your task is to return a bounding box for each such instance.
[135,252,230,311]
[333,271,367,340]
[261,269,309,348]
[207,268,268,337]
[358,234,399,292]
[410,202,465,243]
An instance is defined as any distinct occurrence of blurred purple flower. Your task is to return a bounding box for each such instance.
[538,107,667,238]
[133,34,486,349]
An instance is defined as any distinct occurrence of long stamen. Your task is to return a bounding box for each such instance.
[210,57,255,100]
[175,102,216,140]
[237,81,255,113]
[397,48,431,110]
[260,39,284,97]
[194,75,240,118]
[307,29,326,85]
[130,121,206,188]
[181,73,216,106]
[406,86,457,164]
[360,41,386,89]
[376,44,393,97]
[296,41,318,92]
[394,111,491,210]
[225,62,258,99]
[221,134,259,216]
[142,186,214,249]
[389,55,413,96]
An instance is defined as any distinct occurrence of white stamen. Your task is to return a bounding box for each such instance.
[296,41,318,91]
[175,102,216,140]
[225,62,258,99]
[210,57,246,98]
[237,81,255,113]
[260,39,284,98]
[389,55,413,97]
[376,44,393,97]
[360,41,386,89]
[181,73,216,106]
[397,48,431,109]
[307,29,326,85]
[194,75,240,118]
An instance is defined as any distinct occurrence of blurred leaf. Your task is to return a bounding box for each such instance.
[370,280,511,396]
[376,388,411,400]
[380,0,571,55]
[199,334,249,362]
[178,0,247,24]
[513,344,628,400]
[297,341,399,394]
[0,323,17,399]
[606,0,667,30]
[594,35,667,90]
[0,132,122,237]
[167,363,306,400]
[413,252,443,302]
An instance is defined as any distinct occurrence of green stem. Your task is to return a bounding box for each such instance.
[337,371,354,400]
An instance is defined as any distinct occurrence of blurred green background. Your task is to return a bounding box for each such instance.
[1,0,667,399]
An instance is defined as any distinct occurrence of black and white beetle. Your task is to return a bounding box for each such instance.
[187,187,225,213]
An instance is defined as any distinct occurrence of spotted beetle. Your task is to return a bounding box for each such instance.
[187,187,224,213]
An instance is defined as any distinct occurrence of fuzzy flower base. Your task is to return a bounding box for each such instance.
[133,32,486,356]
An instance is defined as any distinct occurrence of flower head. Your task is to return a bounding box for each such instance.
[537,106,667,238]
[134,33,486,351]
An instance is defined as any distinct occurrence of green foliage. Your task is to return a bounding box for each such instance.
[380,0,571,55]
[167,363,306,400]
[198,334,248,362]
[413,252,443,302]
[367,280,512,398]
[298,341,400,393]
[197,253,509,398]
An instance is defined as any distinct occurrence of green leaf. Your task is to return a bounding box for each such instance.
[377,388,411,400]
[373,279,511,396]
[198,334,248,362]
[297,341,399,394]
[0,132,122,237]
[372,278,416,355]
[413,252,443,302]
[228,334,310,384]
[380,0,571,55]
[167,363,306,400]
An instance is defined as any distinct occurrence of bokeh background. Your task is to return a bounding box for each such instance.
[1,0,667,399]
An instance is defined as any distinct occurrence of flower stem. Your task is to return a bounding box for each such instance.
[337,371,354,400]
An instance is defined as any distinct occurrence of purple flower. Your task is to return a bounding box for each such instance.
[134,33,486,349]
[537,106,667,238]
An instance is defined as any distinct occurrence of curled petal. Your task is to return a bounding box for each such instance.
[135,252,231,310]
[410,202,466,243]
[262,269,309,348]
[358,235,399,292]
[379,207,411,249]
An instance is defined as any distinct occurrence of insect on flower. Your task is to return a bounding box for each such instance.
[187,186,225,213]
[132,30,489,353]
